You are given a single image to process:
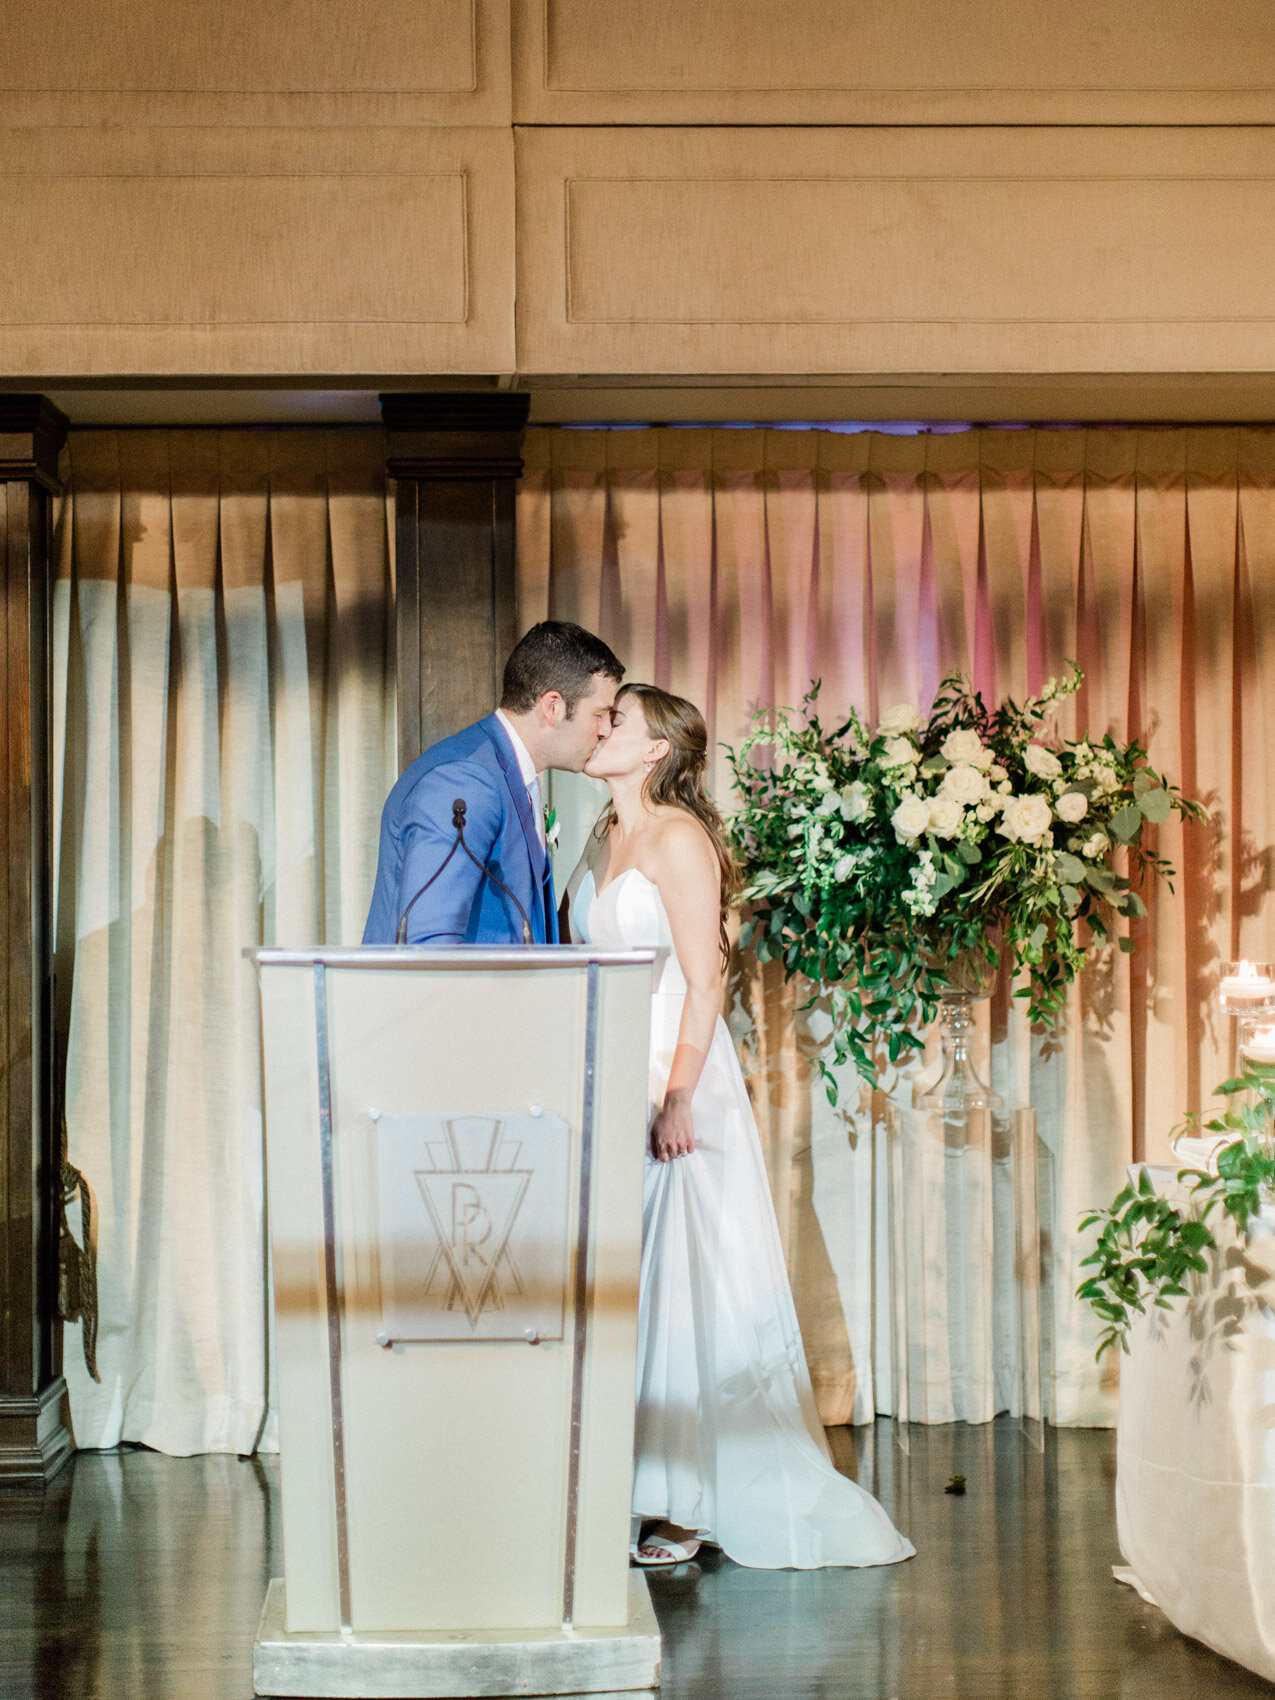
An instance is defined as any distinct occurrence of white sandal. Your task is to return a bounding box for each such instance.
[629,1522,702,1566]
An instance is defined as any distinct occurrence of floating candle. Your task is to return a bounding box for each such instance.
[1220,961,1275,1004]
[1244,1026,1275,1064]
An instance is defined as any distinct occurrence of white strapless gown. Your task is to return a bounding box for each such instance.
[573,867,914,1570]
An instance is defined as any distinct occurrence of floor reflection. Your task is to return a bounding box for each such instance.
[0,1421,1268,1700]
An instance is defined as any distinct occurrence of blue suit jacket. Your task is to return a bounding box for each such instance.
[362,715,558,946]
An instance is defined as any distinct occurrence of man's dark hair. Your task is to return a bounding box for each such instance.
[500,621,624,717]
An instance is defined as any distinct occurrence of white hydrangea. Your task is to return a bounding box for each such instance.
[1055,791,1089,823]
[1023,743,1063,780]
[878,703,923,735]
[891,793,931,840]
[927,796,965,838]
[902,849,939,917]
[941,764,989,805]
[998,793,1054,844]
[941,728,991,768]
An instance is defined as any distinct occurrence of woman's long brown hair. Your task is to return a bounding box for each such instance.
[597,682,741,964]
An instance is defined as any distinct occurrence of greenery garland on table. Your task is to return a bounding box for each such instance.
[1077,1062,1275,1358]
[726,663,1203,1099]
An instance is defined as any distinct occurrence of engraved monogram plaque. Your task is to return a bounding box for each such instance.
[375,1111,571,1344]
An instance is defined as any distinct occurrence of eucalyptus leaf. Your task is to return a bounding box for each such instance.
[1110,804,1143,843]
[1054,852,1088,884]
[1138,788,1172,825]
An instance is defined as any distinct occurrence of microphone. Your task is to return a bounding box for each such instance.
[395,798,534,947]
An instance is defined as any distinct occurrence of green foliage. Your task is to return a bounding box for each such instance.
[725,664,1205,1100]
[1076,1060,1275,1357]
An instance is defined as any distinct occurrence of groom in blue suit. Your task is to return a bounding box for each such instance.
[363,621,624,946]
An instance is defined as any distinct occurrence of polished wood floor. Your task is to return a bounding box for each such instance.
[0,1419,1269,1699]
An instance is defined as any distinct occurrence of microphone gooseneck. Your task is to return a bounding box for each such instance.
[394,798,534,947]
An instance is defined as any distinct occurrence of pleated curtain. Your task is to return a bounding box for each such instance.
[53,429,395,1455]
[518,425,1275,1428]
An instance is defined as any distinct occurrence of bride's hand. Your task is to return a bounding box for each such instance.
[650,1090,695,1161]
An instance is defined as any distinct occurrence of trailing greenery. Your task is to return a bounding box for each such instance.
[726,665,1203,1098]
[1077,1060,1275,1357]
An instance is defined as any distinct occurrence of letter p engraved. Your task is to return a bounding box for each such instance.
[450,1183,493,1271]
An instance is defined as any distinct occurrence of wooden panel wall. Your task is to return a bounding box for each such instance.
[515,126,1275,375]
[3,0,510,126]
[514,0,1275,124]
[0,127,516,377]
[2,4,1275,387]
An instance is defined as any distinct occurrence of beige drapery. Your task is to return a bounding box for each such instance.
[53,429,395,1454]
[519,424,1275,1427]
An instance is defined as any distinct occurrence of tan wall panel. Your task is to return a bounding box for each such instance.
[0,128,515,376]
[516,126,1275,375]
[3,0,510,127]
[515,0,1275,123]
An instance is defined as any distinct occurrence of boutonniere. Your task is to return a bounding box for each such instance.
[544,805,560,850]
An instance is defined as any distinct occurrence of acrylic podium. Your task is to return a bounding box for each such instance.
[246,944,660,1699]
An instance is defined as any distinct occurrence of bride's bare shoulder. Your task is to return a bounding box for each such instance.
[649,811,718,879]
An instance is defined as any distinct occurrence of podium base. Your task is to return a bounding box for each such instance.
[251,1575,662,1697]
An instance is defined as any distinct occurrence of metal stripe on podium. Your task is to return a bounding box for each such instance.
[314,963,353,1632]
[562,959,600,1627]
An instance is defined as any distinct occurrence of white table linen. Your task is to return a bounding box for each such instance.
[1116,1165,1275,1683]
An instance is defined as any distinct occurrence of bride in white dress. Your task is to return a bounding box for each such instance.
[563,682,914,1571]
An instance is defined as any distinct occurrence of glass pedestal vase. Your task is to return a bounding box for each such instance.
[914,993,1003,1115]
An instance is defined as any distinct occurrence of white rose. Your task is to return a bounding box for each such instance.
[880,736,916,768]
[941,764,988,806]
[1055,791,1089,823]
[1000,794,1054,844]
[976,803,995,822]
[878,703,923,736]
[891,794,931,840]
[1023,743,1063,780]
[941,728,988,767]
[988,764,1008,783]
[1081,830,1110,860]
[927,796,965,838]
[839,781,870,823]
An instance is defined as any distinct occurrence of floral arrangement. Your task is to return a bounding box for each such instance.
[1078,1062,1275,1357]
[727,663,1204,1093]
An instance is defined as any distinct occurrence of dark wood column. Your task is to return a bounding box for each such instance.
[0,397,71,1485]
[381,391,531,768]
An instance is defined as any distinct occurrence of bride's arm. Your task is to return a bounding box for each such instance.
[649,820,725,1161]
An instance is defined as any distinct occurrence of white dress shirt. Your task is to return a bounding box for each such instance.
[495,709,546,847]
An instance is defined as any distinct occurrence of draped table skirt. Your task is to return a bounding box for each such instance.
[1115,1166,1275,1685]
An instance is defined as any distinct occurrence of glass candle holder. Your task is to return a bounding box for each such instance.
[1241,1022,1275,1068]
[1239,1023,1275,1196]
[1219,961,1275,1018]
